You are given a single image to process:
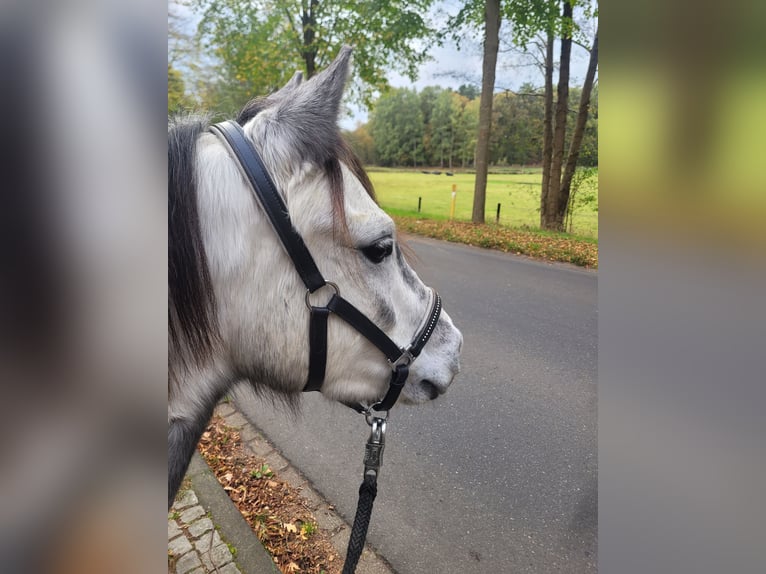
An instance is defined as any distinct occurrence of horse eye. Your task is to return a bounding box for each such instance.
[360,239,393,264]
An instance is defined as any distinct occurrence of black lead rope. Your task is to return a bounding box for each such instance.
[343,415,386,574]
[209,120,443,574]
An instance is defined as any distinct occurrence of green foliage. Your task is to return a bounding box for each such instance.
[370,88,426,167]
[168,65,190,114]
[249,464,273,480]
[457,84,480,100]
[361,82,595,171]
[490,87,544,165]
[300,521,317,537]
[370,87,482,169]
[502,0,596,48]
[578,84,598,167]
[343,123,376,165]
[502,0,562,48]
[191,0,438,110]
[564,166,598,233]
[429,89,456,167]
[192,1,295,114]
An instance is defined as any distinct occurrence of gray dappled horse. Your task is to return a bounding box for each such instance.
[168,48,462,507]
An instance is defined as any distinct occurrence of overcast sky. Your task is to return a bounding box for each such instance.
[335,0,596,128]
[340,31,593,129]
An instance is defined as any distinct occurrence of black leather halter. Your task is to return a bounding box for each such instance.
[209,121,442,413]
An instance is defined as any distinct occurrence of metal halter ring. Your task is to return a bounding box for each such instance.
[305,281,340,309]
[364,404,390,425]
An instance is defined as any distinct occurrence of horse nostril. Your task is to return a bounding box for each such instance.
[422,380,440,400]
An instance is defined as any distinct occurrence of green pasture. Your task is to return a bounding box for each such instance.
[367,168,598,238]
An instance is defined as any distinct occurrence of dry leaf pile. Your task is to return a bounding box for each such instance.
[197,416,342,574]
[393,215,598,268]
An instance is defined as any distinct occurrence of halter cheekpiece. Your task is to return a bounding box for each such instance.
[209,121,442,413]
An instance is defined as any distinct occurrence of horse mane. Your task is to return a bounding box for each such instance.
[168,113,219,374]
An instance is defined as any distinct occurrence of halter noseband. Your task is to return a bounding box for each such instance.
[209,121,442,413]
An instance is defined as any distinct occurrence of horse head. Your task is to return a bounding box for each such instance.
[168,47,462,506]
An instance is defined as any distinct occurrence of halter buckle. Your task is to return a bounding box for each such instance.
[388,347,414,371]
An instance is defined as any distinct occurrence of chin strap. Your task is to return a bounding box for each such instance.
[309,289,441,413]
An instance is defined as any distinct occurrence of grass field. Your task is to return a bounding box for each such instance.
[367,168,598,238]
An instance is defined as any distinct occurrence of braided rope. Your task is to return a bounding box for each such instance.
[341,474,378,574]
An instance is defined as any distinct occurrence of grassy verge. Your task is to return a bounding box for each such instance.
[392,214,598,269]
[369,169,598,239]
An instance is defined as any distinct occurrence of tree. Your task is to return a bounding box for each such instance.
[343,123,376,165]
[192,0,438,110]
[369,88,425,167]
[557,28,598,221]
[168,0,207,109]
[456,98,481,168]
[458,84,481,100]
[168,65,191,113]
[430,90,456,168]
[490,88,544,165]
[543,0,573,229]
[579,84,598,167]
[420,86,445,165]
[472,0,502,224]
[502,0,597,231]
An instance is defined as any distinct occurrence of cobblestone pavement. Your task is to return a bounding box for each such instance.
[168,401,394,574]
[168,489,242,574]
[215,400,394,574]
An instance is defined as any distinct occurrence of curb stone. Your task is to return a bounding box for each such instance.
[169,453,279,574]
[171,401,397,574]
[218,400,397,574]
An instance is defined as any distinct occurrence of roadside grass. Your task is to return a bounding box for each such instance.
[368,169,598,239]
[393,216,598,268]
[366,169,598,268]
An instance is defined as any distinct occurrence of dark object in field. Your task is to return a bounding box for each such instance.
[446,172,454,176]
[431,170,441,175]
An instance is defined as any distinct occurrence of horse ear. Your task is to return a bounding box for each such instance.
[267,46,352,151]
[298,45,352,122]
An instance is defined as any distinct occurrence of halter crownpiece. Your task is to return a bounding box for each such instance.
[209,120,442,413]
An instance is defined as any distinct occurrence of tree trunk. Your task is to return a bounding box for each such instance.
[539,31,554,227]
[472,0,501,224]
[449,123,456,169]
[559,29,598,222]
[301,0,318,78]
[542,1,573,231]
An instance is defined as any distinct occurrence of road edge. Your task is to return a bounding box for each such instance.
[217,399,397,574]
[186,452,280,574]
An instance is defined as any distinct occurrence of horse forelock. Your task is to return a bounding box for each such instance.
[236,97,377,245]
[168,114,220,377]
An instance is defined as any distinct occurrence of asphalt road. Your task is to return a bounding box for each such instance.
[235,236,597,573]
